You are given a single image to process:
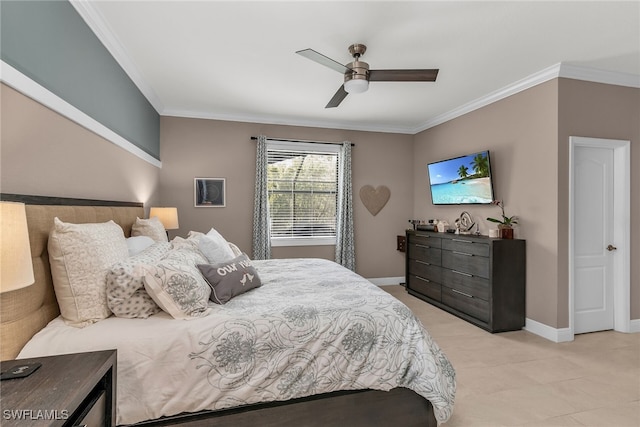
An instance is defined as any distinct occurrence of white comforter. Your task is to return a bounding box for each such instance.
[19,258,456,425]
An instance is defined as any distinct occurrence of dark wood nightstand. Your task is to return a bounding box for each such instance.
[0,350,116,427]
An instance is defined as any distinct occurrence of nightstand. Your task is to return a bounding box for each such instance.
[0,350,116,427]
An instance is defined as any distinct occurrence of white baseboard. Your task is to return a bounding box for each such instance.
[526,318,640,342]
[525,318,573,343]
[368,277,404,287]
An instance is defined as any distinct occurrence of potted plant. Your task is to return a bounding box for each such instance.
[487,200,518,239]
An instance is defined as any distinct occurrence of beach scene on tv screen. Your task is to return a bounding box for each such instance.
[428,152,493,204]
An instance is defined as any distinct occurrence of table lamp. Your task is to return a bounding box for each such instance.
[149,207,179,238]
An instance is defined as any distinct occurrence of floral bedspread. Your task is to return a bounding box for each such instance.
[19,258,455,425]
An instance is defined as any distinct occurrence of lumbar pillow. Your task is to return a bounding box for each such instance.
[198,253,262,304]
[48,218,129,327]
[198,228,235,264]
[126,235,155,256]
[131,216,168,242]
[106,242,171,318]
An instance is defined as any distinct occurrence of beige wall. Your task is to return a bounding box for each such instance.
[159,117,414,279]
[414,80,562,327]
[557,78,640,322]
[413,78,639,329]
[0,84,161,207]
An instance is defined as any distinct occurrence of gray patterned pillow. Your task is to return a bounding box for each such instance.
[197,254,262,304]
[139,247,212,319]
[106,242,171,318]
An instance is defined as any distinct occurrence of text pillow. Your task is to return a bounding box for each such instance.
[48,218,129,327]
[198,254,262,304]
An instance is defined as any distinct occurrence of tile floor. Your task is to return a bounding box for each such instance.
[384,285,640,427]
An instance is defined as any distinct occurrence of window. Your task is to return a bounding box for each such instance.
[267,141,340,246]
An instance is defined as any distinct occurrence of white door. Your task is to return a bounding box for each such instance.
[573,145,615,334]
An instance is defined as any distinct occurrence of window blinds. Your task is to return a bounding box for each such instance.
[267,143,339,240]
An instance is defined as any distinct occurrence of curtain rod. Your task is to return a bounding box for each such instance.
[250,136,354,147]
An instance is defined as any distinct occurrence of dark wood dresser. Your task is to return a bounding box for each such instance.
[406,230,526,332]
[0,350,116,426]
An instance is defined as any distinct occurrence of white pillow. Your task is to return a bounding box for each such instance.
[198,228,235,264]
[131,216,168,242]
[126,236,155,256]
[48,218,129,327]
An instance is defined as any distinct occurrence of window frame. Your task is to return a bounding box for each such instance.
[266,140,341,247]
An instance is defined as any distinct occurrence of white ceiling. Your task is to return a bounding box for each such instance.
[74,1,639,134]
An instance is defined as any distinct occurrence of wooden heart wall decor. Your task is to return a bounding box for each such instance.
[359,185,391,216]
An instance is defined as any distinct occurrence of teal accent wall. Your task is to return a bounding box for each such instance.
[1,0,160,159]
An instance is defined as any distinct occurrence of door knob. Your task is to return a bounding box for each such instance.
[606,244,617,251]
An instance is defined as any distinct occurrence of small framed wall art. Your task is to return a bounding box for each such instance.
[194,178,226,207]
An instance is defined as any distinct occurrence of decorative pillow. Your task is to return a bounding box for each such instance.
[198,254,262,304]
[48,218,129,327]
[106,242,171,318]
[198,228,235,264]
[138,254,212,319]
[126,236,155,256]
[131,216,168,242]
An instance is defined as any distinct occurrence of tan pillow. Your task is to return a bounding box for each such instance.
[48,218,129,327]
[131,216,168,242]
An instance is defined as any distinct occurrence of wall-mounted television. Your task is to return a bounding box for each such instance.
[427,150,495,205]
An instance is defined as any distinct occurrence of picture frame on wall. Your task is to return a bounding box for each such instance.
[194,178,226,207]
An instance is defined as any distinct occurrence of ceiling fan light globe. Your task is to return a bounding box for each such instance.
[344,79,369,94]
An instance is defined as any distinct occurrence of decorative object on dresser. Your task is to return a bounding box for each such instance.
[405,230,526,332]
[486,200,518,239]
[0,350,116,427]
[359,185,390,216]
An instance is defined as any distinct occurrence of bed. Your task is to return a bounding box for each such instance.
[0,194,455,426]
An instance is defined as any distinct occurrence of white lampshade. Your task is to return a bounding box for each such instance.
[344,78,369,94]
[0,202,35,293]
[149,207,179,230]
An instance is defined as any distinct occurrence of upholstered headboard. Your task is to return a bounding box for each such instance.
[0,194,144,360]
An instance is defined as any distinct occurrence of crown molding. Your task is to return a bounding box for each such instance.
[413,63,639,134]
[70,0,165,114]
[162,108,415,135]
[1,61,162,168]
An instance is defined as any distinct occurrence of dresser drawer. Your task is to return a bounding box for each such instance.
[408,275,441,301]
[408,259,442,283]
[442,250,489,279]
[408,233,442,249]
[442,286,490,323]
[408,244,441,265]
[442,238,490,257]
[441,269,490,301]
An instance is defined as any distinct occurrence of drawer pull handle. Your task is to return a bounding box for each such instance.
[415,276,431,283]
[452,239,473,244]
[452,269,473,277]
[452,288,473,298]
[415,244,431,249]
[452,251,473,257]
[415,234,431,238]
[416,260,430,266]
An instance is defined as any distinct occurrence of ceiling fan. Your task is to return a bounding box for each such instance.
[296,43,439,108]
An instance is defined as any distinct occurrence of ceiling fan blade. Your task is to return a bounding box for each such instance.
[369,69,439,82]
[325,85,348,108]
[296,48,352,74]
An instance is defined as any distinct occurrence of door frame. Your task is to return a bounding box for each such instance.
[568,136,631,339]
